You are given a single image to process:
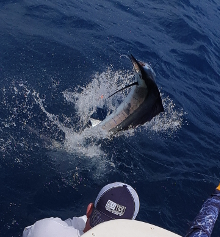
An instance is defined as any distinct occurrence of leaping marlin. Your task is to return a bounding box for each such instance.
[89,55,164,133]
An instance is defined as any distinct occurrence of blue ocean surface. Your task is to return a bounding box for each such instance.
[0,0,220,236]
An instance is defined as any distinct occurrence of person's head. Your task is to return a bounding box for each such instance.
[83,182,140,233]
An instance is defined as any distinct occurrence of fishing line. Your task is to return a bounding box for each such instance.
[152,56,163,70]
[122,137,217,182]
[109,45,130,61]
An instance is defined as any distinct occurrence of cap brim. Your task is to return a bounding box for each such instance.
[90,208,114,227]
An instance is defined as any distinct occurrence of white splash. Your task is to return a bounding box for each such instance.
[63,68,134,128]
[0,70,185,184]
[34,68,184,157]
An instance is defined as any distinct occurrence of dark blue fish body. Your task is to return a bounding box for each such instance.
[90,55,164,133]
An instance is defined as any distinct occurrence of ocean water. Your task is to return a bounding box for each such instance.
[0,0,220,236]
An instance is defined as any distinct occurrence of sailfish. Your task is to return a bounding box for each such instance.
[89,55,164,133]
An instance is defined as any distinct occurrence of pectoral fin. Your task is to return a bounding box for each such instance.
[90,118,102,127]
[107,82,138,99]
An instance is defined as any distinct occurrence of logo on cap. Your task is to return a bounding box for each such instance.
[105,200,126,216]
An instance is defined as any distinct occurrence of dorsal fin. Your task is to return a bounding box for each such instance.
[107,82,138,99]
